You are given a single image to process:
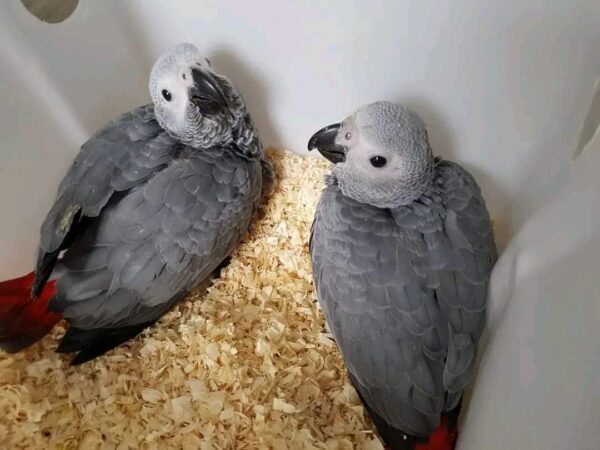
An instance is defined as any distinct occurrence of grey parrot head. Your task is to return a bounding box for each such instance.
[308,101,435,208]
[149,43,246,148]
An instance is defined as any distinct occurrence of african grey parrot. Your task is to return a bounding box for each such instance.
[0,43,273,365]
[307,102,497,450]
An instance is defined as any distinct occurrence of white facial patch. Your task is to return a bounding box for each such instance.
[331,102,434,208]
[151,51,212,125]
[159,71,188,121]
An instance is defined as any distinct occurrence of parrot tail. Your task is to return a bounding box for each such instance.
[412,412,459,450]
[0,272,61,353]
[365,398,460,450]
[351,373,461,450]
[384,415,458,450]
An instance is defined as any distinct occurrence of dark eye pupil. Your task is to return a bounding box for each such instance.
[370,156,387,168]
[161,89,172,101]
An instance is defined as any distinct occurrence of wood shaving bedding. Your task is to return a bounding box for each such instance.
[0,149,382,450]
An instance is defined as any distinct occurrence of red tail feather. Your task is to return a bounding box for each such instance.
[414,415,458,450]
[0,272,61,353]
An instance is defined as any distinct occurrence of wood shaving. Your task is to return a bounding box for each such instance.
[0,149,382,450]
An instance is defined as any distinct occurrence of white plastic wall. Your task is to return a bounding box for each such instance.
[0,1,598,448]
[458,126,600,450]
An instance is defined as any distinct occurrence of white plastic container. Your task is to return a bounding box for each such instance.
[1,1,598,448]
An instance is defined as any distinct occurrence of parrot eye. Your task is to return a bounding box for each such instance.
[345,132,352,140]
[162,89,172,102]
[370,156,387,168]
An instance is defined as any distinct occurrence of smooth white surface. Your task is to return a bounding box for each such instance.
[0,2,599,448]
[459,126,600,450]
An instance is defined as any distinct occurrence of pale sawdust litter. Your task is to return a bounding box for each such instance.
[0,149,383,450]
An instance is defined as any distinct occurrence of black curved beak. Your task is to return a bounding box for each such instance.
[189,67,228,115]
[307,123,347,163]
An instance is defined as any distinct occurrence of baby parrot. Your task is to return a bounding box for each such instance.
[0,43,273,365]
[308,102,497,450]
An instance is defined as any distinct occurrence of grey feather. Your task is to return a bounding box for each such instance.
[260,157,276,197]
[54,144,262,329]
[25,43,272,364]
[38,105,177,256]
[310,161,497,437]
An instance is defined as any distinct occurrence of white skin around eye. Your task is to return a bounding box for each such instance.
[155,58,212,125]
[329,101,435,208]
[159,73,187,120]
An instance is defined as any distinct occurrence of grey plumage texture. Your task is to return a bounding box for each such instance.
[309,102,497,439]
[32,43,267,363]
[39,105,176,255]
[52,132,260,328]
